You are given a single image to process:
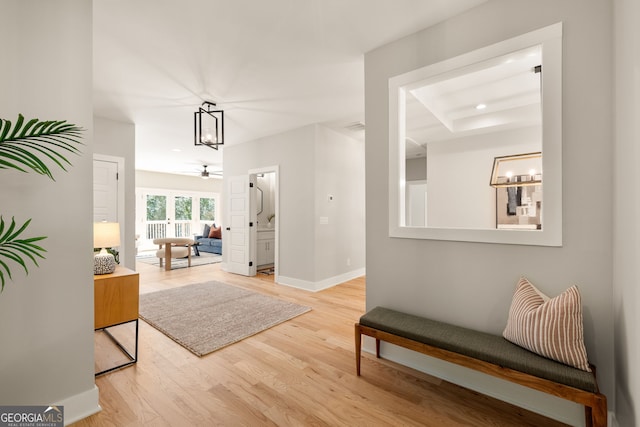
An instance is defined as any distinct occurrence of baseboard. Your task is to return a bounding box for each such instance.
[55,385,101,426]
[609,412,618,427]
[278,268,365,292]
[362,339,589,427]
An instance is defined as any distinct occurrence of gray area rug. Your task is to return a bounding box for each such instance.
[136,251,222,269]
[139,281,311,356]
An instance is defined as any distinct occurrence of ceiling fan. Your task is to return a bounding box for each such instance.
[199,165,222,179]
[174,164,223,179]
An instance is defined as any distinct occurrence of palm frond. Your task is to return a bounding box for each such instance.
[0,114,84,180]
[0,216,47,292]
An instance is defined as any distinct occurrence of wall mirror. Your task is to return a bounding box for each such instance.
[389,23,562,246]
[491,152,542,230]
[256,186,264,215]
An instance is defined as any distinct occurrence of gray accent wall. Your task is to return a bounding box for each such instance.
[0,0,98,422]
[613,0,640,425]
[365,1,614,424]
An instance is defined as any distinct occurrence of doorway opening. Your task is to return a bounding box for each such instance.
[251,166,279,281]
[136,188,220,253]
[93,154,125,262]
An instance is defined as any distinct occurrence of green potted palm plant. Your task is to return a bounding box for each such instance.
[0,114,83,291]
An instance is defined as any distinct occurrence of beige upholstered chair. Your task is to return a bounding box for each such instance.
[153,237,195,271]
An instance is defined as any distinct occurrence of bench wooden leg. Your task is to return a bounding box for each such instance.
[376,338,381,358]
[586,406,594,427]
[587,394,607,427]
[355,323,362,376]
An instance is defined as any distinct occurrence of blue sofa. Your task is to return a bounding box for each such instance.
[195,224,222,255]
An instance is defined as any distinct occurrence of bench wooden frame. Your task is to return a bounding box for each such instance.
[355,323,607,427]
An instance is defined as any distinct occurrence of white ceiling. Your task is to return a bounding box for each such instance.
[93,0,486,177]
[404,44,542,158]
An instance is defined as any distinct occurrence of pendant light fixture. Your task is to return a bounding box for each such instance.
[194,101,224,150]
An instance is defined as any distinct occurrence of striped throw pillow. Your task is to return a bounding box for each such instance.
[503,277,591,372]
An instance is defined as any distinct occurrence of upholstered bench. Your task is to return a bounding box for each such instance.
[355,306,607,427]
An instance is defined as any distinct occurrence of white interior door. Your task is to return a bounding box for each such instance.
[93,155,126,263]
[226,175,256,276]
[93,159,118,222]
[406,180,427,227]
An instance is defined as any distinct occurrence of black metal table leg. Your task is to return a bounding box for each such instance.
[95,319,138,376]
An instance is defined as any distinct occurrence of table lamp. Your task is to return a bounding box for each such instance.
[94,221,120,274]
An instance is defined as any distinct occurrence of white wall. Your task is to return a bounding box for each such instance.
[136,170,223,194]
[405,157,426,181]
[365,1,613,425]
[0,0,98,423]
[314,125,366,284]
[613,0,640,425]
[224,126,317,284]
[94,117,136,269]
[223,124,365,290]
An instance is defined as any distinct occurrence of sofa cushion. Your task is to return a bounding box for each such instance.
[202,224,211,239]
[209,226,222,239]
[197,237,221,246]
[195,237,222,254]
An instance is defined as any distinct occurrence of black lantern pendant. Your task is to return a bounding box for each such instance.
[194,101,224,150]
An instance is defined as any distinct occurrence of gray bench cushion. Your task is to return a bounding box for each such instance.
[359,306,597,393]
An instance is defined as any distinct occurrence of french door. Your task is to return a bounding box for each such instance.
[144,193,193,239]
[137,189,219,251]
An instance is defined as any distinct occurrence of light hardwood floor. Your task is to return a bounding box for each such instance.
[74,260,568,426]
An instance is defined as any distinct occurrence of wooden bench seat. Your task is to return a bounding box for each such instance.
[355,306,607,427]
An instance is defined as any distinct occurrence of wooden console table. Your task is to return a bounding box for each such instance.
[94,266,139,376]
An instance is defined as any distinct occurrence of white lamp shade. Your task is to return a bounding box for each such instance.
[94,222,121,248]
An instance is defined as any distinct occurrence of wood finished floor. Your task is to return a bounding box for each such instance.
[73,261,569,427]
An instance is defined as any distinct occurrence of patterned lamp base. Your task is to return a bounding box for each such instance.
[94,250,116,275]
